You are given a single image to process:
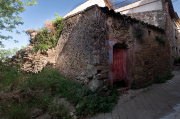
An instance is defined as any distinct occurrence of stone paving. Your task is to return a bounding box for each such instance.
[89,70,180,119]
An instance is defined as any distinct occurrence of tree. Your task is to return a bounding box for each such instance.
[0,47,19,61]
[0,0,38,47]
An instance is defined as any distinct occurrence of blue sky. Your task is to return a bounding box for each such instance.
[1,0,180,49]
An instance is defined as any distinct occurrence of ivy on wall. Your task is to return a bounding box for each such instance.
[132,22,146,43]
[155,36,166,44]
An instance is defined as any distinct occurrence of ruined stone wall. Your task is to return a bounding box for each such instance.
[56,6,109,90]
[133,27,171,86]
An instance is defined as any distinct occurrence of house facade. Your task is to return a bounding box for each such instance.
[114,0,180,67]
[56,5,170,90]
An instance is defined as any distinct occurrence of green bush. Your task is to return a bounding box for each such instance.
[53,13,64,40]
[0,102,31,119]
[132,22,146,43]
[0,66,118,118]
[33,27,57,52]
[154,72,174,83]
[155,36,166,44]
[21,68,118,117]
[0,62,25,91]
[0,48,19,61]
[32,14,64,53]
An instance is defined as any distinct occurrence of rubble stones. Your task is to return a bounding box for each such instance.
[10,45,57,74]
[96,65,105,71]
[88,79,103,91]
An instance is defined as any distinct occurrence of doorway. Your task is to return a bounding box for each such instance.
[112,43,127,86]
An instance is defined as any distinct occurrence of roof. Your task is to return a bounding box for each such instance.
[64,5,164,32]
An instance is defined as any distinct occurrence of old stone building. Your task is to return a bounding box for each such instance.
[56,5,171,90]
[114,0,180,68]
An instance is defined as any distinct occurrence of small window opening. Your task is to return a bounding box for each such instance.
[148,30,151,36]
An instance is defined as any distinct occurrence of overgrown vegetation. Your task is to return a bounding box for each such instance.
[0,65,118,119]
[0,61,25,91]
[154,72,174,83]
[26,13,64,52]
[131,72,174,89]
[155,36,166,44]
[132,22,146,43]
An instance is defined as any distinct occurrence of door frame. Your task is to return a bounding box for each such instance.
[108,39,129,87]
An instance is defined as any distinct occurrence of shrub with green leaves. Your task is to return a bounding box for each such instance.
[0,48,19,61]
[155,36,166,44]
[0,61,26,91]
[53,13,64,40]
[154,72,174,83]
[33,27,58,52]
[0,66,118,118]
[29,14,64,52]
[132,22,146,43]
[21,68,118,118]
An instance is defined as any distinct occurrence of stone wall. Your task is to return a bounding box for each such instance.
[133,27,170,86]
[56,6,110,90]
[105,12,133,86]
[56,5,171,89]
[165,3,175,69]
[127,10,167,30]
[104,9,170,87]
[11,45,56,74]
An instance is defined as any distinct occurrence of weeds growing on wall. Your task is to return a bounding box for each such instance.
[155,36,166,44]
[132,22,146,43]
[28,13,64,52]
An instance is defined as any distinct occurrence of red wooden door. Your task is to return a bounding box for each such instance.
[112,49,126,81]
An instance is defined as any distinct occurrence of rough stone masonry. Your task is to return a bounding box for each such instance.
[56,5,171,90]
